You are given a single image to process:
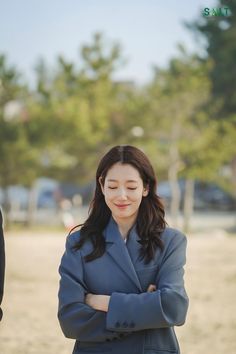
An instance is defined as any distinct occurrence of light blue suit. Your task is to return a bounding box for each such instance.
[58,216,189,354]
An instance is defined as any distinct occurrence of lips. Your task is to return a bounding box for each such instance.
[115,204,130,208]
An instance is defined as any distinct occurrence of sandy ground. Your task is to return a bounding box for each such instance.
[0,228,236,354]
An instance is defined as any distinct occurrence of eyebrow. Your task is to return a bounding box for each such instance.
[107,179,138,183]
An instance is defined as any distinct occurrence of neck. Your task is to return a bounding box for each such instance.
[112,213,137,239]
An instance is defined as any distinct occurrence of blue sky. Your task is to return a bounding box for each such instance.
[0,0,217,85]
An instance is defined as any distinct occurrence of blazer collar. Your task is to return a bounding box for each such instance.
[103,216,142,292]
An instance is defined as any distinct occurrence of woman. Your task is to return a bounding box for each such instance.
[58,145,189,354]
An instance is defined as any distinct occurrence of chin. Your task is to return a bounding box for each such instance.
[115,210,137,219]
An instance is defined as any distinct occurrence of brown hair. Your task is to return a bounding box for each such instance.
[72,145,166,263]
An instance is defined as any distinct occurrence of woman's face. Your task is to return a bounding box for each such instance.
[100,163,148,224]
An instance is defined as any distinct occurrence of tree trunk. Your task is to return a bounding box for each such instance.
[26,183,38,227]
[183,179,194,233]
[230,156,236,227]
[168,144,181,228]
[231,156,236,198]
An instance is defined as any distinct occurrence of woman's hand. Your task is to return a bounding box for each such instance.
[85,293,110,312]
[147,284,156,292]
[85,284,156,312]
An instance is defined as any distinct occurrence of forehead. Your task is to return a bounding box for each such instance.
[105,163,142,182]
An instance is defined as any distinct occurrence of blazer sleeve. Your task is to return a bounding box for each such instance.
[58,233,129,342]
[106,231,189,332]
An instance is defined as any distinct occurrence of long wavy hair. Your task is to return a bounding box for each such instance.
[72,145,166,264]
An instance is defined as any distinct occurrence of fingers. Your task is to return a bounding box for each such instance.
[85,293,93,305]
[147,284,156,292]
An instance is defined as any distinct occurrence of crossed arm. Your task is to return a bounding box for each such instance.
[85,284,156,312]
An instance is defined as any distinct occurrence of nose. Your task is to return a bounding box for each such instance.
[117,187,128,199]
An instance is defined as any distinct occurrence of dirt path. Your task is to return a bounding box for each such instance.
[0,230,236,354]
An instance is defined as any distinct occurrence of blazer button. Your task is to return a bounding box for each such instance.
[115,321,120,328]
[123,321,128,328]
[129,322,135,328]
[106,338,111,342]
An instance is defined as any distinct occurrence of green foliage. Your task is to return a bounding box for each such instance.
[186,0,236,116]
[27,33,127,184]
[0,30,235,198]
[186,0,236,192]
[0,55,38,188]
[147,48,226,181]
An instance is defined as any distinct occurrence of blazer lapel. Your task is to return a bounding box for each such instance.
[104,217,142,292]
[125,225,144,267]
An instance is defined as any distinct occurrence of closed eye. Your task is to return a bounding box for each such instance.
[108,187,137,190]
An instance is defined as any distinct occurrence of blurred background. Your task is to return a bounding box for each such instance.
[0,0,236,353]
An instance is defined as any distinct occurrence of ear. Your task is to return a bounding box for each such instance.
[99,176,104,194]
[142,186,149,197]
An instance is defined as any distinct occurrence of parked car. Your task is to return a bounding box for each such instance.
[157,179,236,211]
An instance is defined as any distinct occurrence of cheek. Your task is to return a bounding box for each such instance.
[129,191,144,203]
[103,189,114,199]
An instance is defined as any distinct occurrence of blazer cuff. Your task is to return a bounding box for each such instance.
[106,291,160,332]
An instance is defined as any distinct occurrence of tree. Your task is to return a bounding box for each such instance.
[186,0,236,196]
[187,0,236,115]
[28,33,127,186]
[0,55,38,226]
[147,48,225,231]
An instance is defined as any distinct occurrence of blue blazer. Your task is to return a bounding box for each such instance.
[58,216,189,354]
